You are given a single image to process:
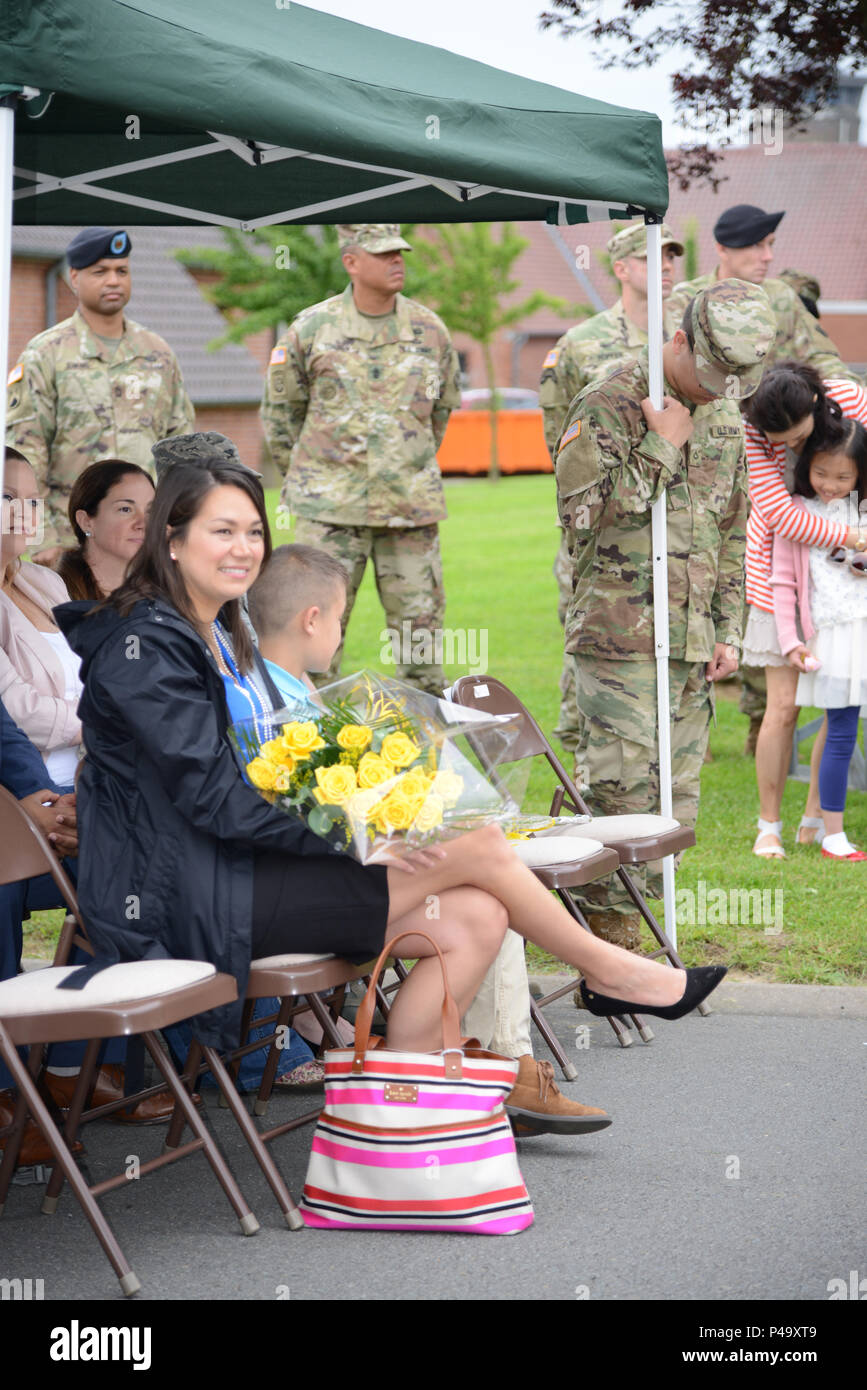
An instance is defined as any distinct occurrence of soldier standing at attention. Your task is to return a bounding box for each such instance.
[6,227,194,563]
[261,224,461,695]
[556,280,776,953]
[540,222,683,753]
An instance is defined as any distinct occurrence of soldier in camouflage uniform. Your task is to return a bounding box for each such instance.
[556,279,776,951]
[540,222,683,751]
[667,208,861,751]
[261,225,461,694]
[6,227,194,558]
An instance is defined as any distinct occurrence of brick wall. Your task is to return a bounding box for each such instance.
[193,404,277,484]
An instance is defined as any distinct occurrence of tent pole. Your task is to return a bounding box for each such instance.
[0,98,14,503]
[645,216,677,950]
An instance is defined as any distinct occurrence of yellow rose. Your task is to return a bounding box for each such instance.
[281,721,326,760]
[430,769,464,807]
[357,752,395,788]
[336,724,373,752]
[373,788,417,833]
[380,731,421,769]
[313,763,358,806]
[273,767,294,793]
[247,757,280,791]
[258,738,297,772]
[412,794,445,832]
[398,768,432,799]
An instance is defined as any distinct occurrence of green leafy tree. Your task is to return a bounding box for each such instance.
[407,223,576,477]
[175,226,349,347]
[682,216,700,281]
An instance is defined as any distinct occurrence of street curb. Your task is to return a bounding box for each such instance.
[530,974,867,1019]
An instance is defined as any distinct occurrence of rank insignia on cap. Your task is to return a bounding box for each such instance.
[269,345,287,366]
[543,348,560,368]
[7,364,23,386]
[558,419,582,451]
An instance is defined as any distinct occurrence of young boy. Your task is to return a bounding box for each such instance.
[247,544,348,707]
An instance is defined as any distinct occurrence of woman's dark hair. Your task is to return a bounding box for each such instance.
[793,417,867,503]
[58,459,155,601]
[679,300,696,350]
[106,460,271,673]
[742,359,842,437]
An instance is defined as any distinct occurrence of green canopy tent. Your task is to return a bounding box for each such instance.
[0,0,680,942]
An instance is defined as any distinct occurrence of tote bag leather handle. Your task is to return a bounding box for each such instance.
[351,930,463,1076]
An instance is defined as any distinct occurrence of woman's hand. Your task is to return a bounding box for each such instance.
[373,845,449,875]
[787,649,809,673]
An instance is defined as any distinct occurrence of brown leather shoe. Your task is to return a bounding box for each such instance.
[505,1057,612,1136]
[43,1065,200,1126]
[0,1088,85,1167]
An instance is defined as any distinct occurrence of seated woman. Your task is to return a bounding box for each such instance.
[56,459,725,1072]
[51,456,320,1088]
[57,459,155,601]
[741,365,867,858]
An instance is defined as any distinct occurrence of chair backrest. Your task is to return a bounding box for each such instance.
[448,674,591,818]
[0,785,91,961]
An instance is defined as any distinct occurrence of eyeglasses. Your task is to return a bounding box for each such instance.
[828,546,867,578]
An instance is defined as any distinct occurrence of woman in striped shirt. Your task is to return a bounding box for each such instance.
[741,363,867,858]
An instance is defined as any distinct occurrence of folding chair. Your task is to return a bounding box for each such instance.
[0,960,258,1297]
[449,675,703,1069]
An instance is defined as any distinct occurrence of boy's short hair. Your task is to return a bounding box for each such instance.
[248,544,348,639]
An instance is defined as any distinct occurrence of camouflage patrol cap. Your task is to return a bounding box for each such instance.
[778,268,821,319]
[607,221,684,260]
[337,224,412,254]
[689,279,776,399]
[151,431,261,481]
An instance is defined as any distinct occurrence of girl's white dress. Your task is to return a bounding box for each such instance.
[797,496,867,712]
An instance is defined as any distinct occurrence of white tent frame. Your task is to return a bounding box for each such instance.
[0,92,677,947]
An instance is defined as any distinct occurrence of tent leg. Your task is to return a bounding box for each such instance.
[645,217,677,951]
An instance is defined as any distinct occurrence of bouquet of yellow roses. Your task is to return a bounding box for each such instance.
[228,671,522,864]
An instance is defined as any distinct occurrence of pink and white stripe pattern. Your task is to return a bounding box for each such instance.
[745,379,867,612]
[300,1048,534,1234]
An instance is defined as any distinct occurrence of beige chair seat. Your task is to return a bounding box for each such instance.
[0,960,216,1017]
[510,835,604,868]
[249,952,335,969]
[558,814,681,842]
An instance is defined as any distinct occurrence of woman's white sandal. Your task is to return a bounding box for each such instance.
[753,819,786,859]
[796,816,825,846]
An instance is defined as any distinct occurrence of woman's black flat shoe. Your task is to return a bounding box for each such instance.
[579,965,728,1021]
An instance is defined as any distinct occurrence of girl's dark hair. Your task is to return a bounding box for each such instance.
[742,359,842,437]
[793,417,867,502]
[106,460,271,673]
[58,459,155,601]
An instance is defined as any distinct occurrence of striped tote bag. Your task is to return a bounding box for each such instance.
[300,931,534,1235]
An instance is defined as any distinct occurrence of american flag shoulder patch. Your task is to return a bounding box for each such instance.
[543,348,559,368]
[7,363,23,386]
[269,345,287,366]
[558,419,582,451]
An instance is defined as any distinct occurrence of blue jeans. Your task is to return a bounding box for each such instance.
[163,999,315,1091]
[819,706,861,813]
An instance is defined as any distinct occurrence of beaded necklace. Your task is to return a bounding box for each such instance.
[211,621,271,725]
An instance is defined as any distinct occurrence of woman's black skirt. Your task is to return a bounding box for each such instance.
[251,851,390,965]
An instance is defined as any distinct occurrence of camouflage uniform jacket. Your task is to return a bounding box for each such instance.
[262,285,462,528]
[6,309,194,547]
[555,348,747,663]
[539,299,648,459]
[666,270,858,381]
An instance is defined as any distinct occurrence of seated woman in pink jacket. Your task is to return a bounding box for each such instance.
[770,417,867,861]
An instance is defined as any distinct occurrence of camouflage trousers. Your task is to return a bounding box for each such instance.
[553,529,582,751]
[737,595,767,720]
[293,519,446,694]
[570,655,713,920]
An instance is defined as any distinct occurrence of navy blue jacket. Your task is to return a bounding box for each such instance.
[55,597,336,1050]
[0,698,60,800]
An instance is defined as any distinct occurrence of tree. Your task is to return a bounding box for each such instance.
[175,226,348,347]
[538,1,867,188]
[408,223,577,477]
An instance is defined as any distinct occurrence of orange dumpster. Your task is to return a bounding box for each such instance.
[437,409,552,475]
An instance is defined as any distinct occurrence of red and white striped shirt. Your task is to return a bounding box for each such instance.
[745,378,867,612]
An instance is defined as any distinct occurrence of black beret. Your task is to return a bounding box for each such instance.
[713,205,784,249]
[65,227,132,269]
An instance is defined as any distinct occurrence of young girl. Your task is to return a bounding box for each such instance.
[771,418,867,861]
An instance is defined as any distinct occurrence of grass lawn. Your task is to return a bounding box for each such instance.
[24,475,867,982]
